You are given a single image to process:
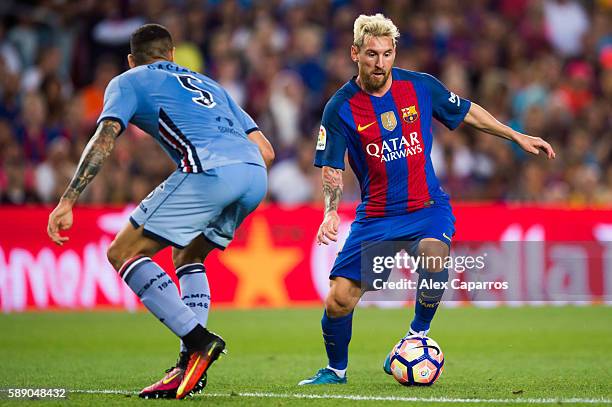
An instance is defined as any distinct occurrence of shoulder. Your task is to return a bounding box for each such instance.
[323,81,358,118]
[199,73,226,95]
[120,65,150,80]
[108,67,147,90]
[392,67,437,85]
[393,68,450,99]
[195,70,221,87]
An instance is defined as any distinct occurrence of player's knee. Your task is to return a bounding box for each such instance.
[172,242,215,269]
[106,241,124,271]
[172,250,187,268]
[325,294,354,318]
[106,240,136,272]
[172,251,203,269]
[418,239,449,273]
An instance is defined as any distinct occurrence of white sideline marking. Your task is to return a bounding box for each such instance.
[67,389,612,404]
[70,390,132,395]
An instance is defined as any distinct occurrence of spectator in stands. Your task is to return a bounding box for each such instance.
[269,138,317,204]
[14,92,63,164]
[0,141,38,204]
[161,10,204,73]
[0,0,609,207]
[543,0,589,57]
[79,58,119,125]
[34,138,75,203]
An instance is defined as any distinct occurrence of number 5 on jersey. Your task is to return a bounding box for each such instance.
[176,74,217,108]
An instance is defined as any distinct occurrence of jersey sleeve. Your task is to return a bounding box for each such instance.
[421,73,471,130]
[313,102,347,170]
[224,90,258,134]
[97,75,138,132]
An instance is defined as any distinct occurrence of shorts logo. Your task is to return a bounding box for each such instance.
[380,111,397,131]
[316,125,327,150]
[401,105,419,123]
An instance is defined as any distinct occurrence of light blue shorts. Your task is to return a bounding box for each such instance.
[130,163,267,249]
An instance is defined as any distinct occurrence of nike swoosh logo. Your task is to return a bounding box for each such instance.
[178,355,201,395]
[162,372,181,385]
[357,121,376,132]
[208,343,217,357]
[442,232,452,242]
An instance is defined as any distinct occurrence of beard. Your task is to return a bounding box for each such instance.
[359,66,391,93]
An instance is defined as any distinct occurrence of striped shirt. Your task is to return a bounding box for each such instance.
[314,67,471,219]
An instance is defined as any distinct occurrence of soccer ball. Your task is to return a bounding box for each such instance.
[389,336,444,386]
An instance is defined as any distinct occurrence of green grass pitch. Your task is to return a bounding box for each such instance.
[0,306,611,406]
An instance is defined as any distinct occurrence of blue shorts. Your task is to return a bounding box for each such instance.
[330,204,456,283]
[130,163,267,249]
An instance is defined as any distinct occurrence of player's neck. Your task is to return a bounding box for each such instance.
[145,57,173,65]
[356,75,393,97]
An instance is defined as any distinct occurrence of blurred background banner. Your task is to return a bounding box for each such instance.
[1,204,611,312]
[0,1,611,311]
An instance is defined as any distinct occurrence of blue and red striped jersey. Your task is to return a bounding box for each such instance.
[314,67,471,219]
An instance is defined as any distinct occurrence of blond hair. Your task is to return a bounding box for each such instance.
[353,13,400,48]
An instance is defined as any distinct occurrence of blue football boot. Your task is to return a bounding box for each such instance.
[298,368,347,385]
[383,352,393,375]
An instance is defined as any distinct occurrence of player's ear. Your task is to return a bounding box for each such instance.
[350,45,359,62]
[127,54,136,69]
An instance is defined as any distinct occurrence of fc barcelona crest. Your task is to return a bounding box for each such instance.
[402,105,419,123]
[380,111,397,131]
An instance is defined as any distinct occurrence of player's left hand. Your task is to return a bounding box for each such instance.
[516,134,556,159]
[47,200,74,246]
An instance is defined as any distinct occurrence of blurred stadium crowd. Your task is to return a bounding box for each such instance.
[0,0,611,206]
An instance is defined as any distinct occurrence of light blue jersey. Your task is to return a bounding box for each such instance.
[98,61,265,172]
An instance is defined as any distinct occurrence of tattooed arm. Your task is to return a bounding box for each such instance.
[316,166,344,245]
[63,120,121,203]
[47,120,122,245]
[323,166,343,214]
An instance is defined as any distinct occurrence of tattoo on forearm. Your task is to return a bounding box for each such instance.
[62,120,121,203]
[322,166,343,214]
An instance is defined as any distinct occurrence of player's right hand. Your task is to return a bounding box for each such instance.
[516,134,556,159]
[317,211,340,245]
[47,199,74,246]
